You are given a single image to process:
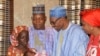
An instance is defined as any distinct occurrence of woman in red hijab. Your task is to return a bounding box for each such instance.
[81,8,100,56]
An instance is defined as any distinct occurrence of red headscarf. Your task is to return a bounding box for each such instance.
[10,26,28,46]
[80,8,100,27]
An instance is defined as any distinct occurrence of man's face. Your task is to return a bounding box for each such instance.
[32,14,46,30]
[81,20,92,34]
[17,30,29,46]
[50,17,63,31]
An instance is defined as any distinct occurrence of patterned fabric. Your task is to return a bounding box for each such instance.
[50,6,66,19]
[10,26,28,46]
[28,26,56,56]
[8,26,28,56]
[81,8,100,27]
[52,22,89,56]
[86,35,100,56]
[32,4,45,14]
[7,45,24,56]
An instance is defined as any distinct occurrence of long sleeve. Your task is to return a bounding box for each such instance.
[45,27,57,56]
[61,23,89,56]
[69,28,89,56]
[28,26,34,48]
[73,35,89,56]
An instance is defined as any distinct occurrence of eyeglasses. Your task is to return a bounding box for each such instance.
[50,18,61,25]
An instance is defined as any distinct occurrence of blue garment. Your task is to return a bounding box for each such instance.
[53,22,89,56]
[28,26,56,56]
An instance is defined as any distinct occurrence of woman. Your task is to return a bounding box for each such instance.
[7,26,36,56]
[81,8,100,56]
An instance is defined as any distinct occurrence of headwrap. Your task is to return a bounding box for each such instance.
[80,8,100,27]
[50,6,67,19]
[10,26,28,46]
[32,4,45,14]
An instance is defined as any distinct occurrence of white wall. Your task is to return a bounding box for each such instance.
[14,0,59,27]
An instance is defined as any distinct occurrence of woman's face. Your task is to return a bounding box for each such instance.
[17,30,29,46]
[81,20,92,34]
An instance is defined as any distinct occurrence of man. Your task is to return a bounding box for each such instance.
[49,6,89,56]
[28,4,55,56]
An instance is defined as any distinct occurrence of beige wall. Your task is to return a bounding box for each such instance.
[14,0,59,27]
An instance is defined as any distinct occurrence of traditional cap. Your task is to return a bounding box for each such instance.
[10,26,28,46]
[50,6,66,19]
[81,8,100,27]
[32,4,45,14]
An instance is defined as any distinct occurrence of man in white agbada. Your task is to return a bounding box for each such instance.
[28,4,56,56]
[49,6,89,56]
